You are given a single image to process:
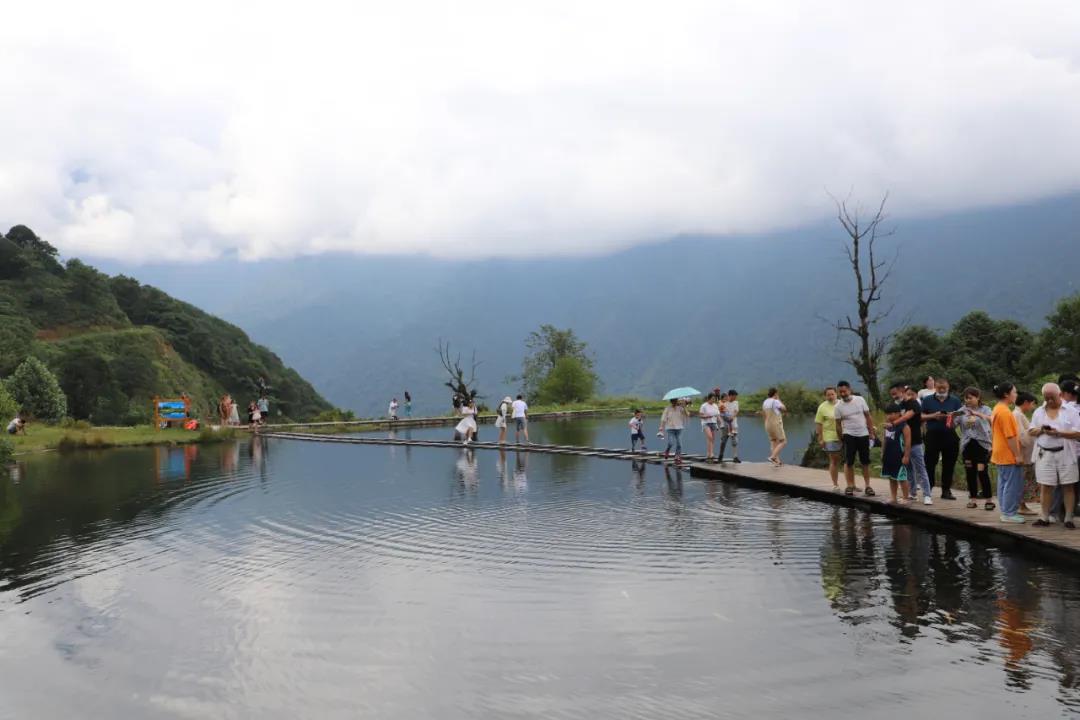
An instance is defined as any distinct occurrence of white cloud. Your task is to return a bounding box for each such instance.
[1,0,1079,262]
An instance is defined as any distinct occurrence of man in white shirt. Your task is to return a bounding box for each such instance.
[388,398,399,420]
[512,395,530,444]
[834,381,877,497]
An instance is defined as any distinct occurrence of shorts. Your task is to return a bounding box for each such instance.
[962,441,991,466]
[1034,447,1079,486]
[515,417,527,431]
[823,440,842,454]
[843,434,870,467]
[702,421,719,434]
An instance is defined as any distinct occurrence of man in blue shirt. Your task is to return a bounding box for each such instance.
[920,377,962,500]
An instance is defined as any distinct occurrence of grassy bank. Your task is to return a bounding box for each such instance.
[10,424,241,455]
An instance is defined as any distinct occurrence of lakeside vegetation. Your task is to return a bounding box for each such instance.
[8,424,241,455]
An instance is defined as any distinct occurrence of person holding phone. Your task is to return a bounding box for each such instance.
[957,387,994,510]
[920,378,963,500]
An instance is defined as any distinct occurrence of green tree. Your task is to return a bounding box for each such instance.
[1029,293,1080,377]
[535,356,597,405]
[5,356,67,422]
[516,325,598,399]
[57,346,118,421]
[0,383,18,421]
[886,325,945,385]
[0,312,35,376]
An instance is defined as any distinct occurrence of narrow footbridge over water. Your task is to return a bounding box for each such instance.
[264,427,1080,567]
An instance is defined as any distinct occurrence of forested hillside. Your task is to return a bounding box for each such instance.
[0,225,330,423]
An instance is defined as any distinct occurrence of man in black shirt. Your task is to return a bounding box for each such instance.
[890,382,932,504]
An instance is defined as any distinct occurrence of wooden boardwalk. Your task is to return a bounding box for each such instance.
[264,430,1080,566]
[691,460,1080,566]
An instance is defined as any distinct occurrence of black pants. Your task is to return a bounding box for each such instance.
[925,430,959,495]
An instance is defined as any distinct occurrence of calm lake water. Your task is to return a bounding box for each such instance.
[3,417,1080,718]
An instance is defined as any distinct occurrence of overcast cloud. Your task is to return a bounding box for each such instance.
[2,0,1079,262]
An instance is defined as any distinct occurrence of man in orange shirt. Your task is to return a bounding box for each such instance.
[991,383,1025,524]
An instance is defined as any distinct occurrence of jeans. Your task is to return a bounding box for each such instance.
[925,430,959,494]
[997,464,1023,517]
[907,443,931,498]
[631,432,646,451]
[665,428,683,455]
[719,425,738,458]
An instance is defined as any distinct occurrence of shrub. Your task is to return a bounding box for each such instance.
[5,356,67,422]
[0,383,18,422]
[0,437,12,466]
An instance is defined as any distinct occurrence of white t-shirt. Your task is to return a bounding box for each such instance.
[1033,403,1080,461]
[699,401,720,427]
[512,400,528,418]
[834,395,871,437]
[629,416,643,433]
[498,401,509,419]
[388,401,398,415]
[917,388,934,403]
[762,398,785,416]
[7,418,22,434]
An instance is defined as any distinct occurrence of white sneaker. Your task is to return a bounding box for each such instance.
[923,496,933,506]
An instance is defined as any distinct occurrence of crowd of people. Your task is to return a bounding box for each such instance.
[218,380,272,430]
[811,374,1080,528]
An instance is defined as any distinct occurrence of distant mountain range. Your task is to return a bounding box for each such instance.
[95,193,1080,416]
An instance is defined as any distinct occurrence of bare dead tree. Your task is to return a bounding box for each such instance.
[436,339,482,405]
[823,191,897,408]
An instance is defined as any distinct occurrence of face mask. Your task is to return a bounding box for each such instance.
[842,395,852,402]
[936,392,948,400]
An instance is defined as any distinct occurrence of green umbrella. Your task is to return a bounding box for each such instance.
[662,387,702,401]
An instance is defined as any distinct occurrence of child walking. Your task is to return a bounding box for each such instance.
[882,403,911,504]
[629,409,647,452]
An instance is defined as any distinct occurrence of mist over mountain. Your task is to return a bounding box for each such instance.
[96,194,1080,416]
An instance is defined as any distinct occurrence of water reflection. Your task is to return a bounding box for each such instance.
[4,423,1080,716]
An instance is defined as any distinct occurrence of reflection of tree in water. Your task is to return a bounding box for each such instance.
[539,419,598,448]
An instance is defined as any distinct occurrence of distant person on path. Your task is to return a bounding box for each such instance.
[257,395,270,425]
[718,390,740,463]
[762,388,787,465]
[815,387,842,490]
[957,387,994,511]
[1014,391,1039,515]
[699,393,721,462]
[512,395,530,444]
[920,378,962,500]
[991,382,1025,525]
[248,400,261,430]
[659,398,690,464]
[629,409,647,453]
[834,381,877,496]
[227,396,240,426]
[889,382,931,505]
[1030,383,1080,528]
[917,375,936,403]
[496,396,512,444]
[404,391,412,418]
[218,394,230,426]
[881,403,911,504]
[388,398,399,421]
[6,414,26,435]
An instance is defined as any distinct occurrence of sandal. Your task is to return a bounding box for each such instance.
[864,487,876,497]
[966,500,978,509]
[984,501,996,511]
[844,487,854,496]
[1034,519,1050,527]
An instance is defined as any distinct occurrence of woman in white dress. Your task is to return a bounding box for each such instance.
[227,396,240,426]
[455,398,478,445]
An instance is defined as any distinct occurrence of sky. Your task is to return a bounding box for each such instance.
[2,0,1079,263]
